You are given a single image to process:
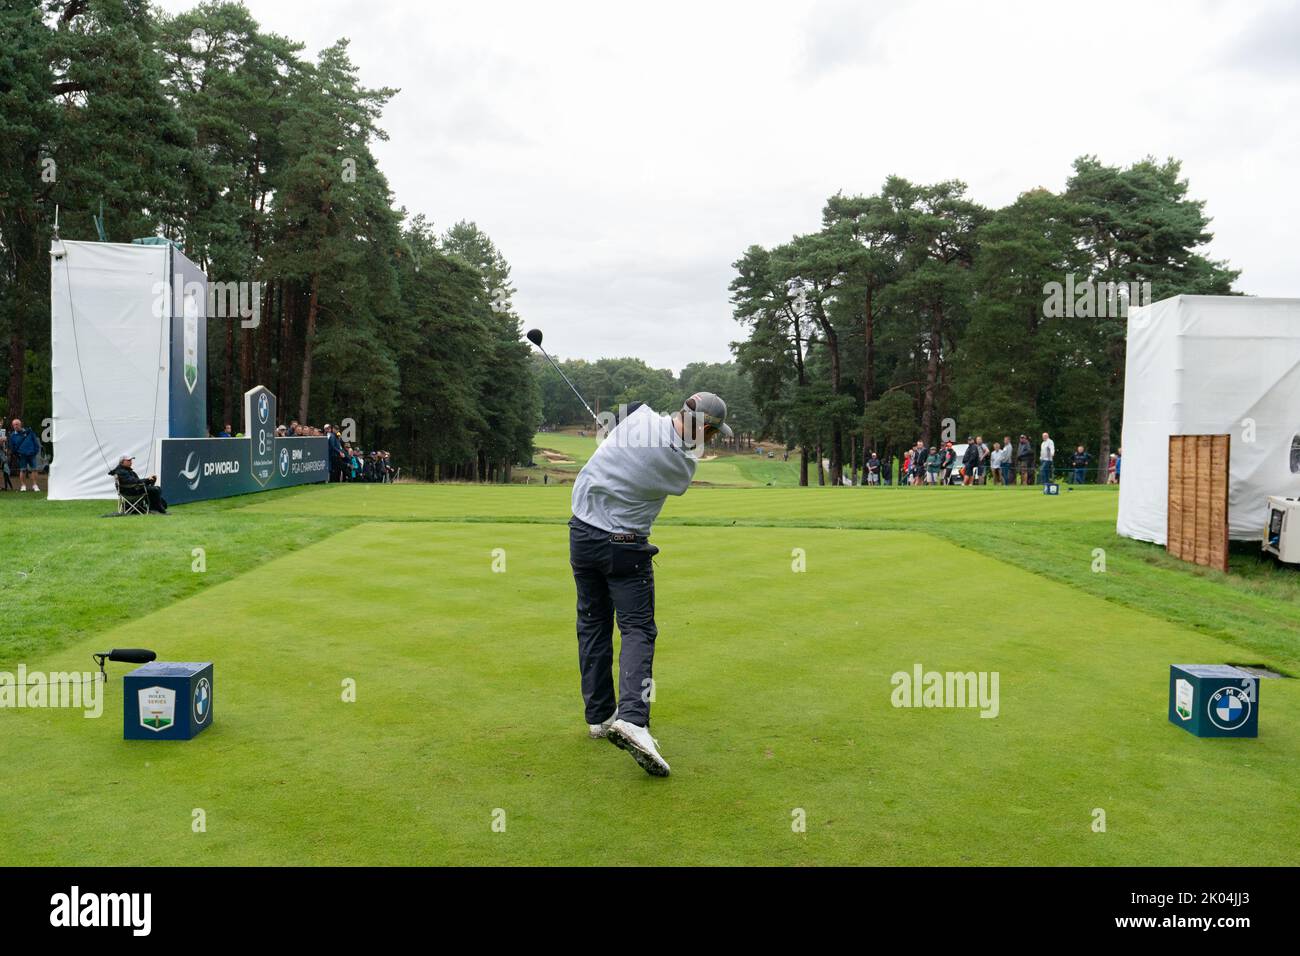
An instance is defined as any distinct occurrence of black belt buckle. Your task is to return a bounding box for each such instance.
[610,532,642,544]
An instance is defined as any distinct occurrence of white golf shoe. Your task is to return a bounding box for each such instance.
[588,714,616,739]
[606,718,670,777]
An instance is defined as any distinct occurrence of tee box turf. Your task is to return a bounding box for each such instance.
[123,662,214,740]
[1169,664,1258,739]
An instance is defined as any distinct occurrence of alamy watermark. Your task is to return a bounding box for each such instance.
[152,275,262,328]
[0,667,102,718]
[594,402,719,460]
[890,663,999,718]
[1042,274,1151,319]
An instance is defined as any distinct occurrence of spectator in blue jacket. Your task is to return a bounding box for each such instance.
[325,424,346,482]
[9,418,42,493]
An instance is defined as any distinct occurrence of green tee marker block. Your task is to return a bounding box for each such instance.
[1169,664,1258,738]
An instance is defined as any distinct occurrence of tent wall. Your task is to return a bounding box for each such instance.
[49,241,179,500]
[1117,295,1300,544]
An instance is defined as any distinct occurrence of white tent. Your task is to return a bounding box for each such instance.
[49,240,206,500]
[1117,295,1300,544]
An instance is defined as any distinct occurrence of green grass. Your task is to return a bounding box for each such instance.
[0,488,358,665]
[1,481,1298,865]
[238,484,1300,673]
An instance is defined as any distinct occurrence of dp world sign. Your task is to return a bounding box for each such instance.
[158,386,329,505]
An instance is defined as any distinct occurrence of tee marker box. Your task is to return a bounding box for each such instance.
[1169,664,1258,738]
[124,662,214,740]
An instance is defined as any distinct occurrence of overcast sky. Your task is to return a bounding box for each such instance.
[158,0,1300,371]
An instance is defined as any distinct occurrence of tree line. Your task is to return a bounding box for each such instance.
[1,0,536,481]
[729,159,1239,486]
[533,354,761,441]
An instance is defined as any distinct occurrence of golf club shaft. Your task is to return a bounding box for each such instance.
[535,344,600,424]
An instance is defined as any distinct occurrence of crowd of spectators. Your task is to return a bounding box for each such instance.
[212,419,397,484]
[862,432,1121,487]
[319,422,395,483]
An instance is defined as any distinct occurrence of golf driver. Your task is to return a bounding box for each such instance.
[526,328,599,424]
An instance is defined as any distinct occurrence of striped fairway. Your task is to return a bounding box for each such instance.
[1,513,1295,866]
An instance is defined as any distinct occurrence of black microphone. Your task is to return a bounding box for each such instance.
[108,649,157,664]
[92,648,157,681]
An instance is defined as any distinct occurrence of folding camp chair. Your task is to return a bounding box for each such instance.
[115,476,152,516]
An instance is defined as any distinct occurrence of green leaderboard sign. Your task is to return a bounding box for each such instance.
[158,386,328,505]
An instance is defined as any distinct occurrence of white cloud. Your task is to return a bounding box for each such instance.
[154,0,1300,370]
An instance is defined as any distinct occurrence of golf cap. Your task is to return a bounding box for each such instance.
[683,392,733,440]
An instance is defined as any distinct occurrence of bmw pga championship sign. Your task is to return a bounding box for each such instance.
[157,386,328,505]
[123,662,214,741]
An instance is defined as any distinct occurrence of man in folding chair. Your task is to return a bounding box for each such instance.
[108,454,168,514]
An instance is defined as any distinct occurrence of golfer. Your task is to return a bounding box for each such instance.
[569,392,731,776]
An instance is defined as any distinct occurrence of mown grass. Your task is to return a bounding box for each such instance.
[0,488,358,666]
[240,483,1300,674]
[3,480,1297,866]
[2,519,1296,865]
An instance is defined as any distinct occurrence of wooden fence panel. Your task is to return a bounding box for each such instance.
[1167,434,1230,572]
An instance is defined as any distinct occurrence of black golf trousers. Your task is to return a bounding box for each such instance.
[569,516,660,727]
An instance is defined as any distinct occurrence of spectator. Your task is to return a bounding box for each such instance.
[108,454,167,513]
[1039,431,1055,485]
[925,446,942,484]
[901,448,912,486]
[218,423,232,438]
[941,441,958,485]
[1001,436,1013,486]
[961,438,980,486]
[912,440,926,485]
[990,442,1004,484]
[975,435,990,484]
[1016,434,1034,485]
[1071,445,1091,484]
[287,419,300,436]
[0,427,12,491]
[865,451,881,485]
[1114,448,1122,484]
[9,418,42,493]
[325,424,345,482]
[1106,453,1118,484]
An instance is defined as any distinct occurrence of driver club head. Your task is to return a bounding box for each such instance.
[526,328,543,347]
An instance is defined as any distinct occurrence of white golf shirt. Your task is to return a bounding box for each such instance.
[571,405,696,535]
[1040,437,1055,461]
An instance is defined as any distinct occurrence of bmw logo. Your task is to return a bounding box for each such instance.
[1207,685,1251,731]
[279,447,290,477]
[257,393,269,423]
[193,678,211,725]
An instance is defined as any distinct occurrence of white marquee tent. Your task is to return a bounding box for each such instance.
[1117,295,1300,544]
[49,240,206,500]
